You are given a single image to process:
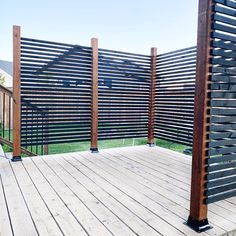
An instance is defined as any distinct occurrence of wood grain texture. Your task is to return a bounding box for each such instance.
[1,146,236,235]
[206,0,236,204]
[0,85,13,97]
[13,25,22,158]
[155,47,196,146]
[189,0,213,221]
[148,48,157,145]
[0,137,36,157]
[90,38,99,151]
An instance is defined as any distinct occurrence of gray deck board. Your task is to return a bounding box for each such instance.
[0,146,236,236]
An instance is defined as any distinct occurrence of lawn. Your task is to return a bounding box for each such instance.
[48,138,189,155]
[0,124,189,155]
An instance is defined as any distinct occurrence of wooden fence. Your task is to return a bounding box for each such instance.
[20,37,92,150]
[188,0,236,232]
[206,0,236,204]
[7,0,236,232]
[155,46,196,146]
[98,48,151,141]
[18,35,197,154]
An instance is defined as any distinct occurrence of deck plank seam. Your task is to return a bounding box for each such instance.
[0,173,14,236]
[68,153,197,236]
[40,155,126,236]
[21,160,68,236]
[96,150,236,231]
[72,151,230,234]
[9,162,40,236]
[57,154,163,236]
[29,157,91,236]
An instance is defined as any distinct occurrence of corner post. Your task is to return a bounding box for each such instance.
[147,47,157,147]
[90,38,99,153]
[12,25,22,162]
[187,0,213,232]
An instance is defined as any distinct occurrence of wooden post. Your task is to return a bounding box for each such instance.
[44,145,49,155]
[147,47,157,146]
[12,25,22,161]
[90,38,99,153]
[187,0,212,232]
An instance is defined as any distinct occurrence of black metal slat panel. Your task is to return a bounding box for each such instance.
[154,46,196,146]
[206,0,236,204]
[98,49,150,138]
[20,38,92,146]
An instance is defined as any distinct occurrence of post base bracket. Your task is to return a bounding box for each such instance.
[90,148,99,153]
[11,156,22,162]
[147,143,155,147]
[186,216,212,233]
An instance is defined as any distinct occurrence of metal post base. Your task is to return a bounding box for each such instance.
[147,143,155,147]
[183,148,192,155]
[186,216,212,233]
[11,156,22,162]
[90,148,99,153]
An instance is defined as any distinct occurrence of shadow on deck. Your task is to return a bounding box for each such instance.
[0,146,236,236]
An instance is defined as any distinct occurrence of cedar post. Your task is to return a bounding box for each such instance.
[12,25,22,161]
[187,0,212,232]
[147,47,157,146]
[90,38,99,153]
[44,145,49,155]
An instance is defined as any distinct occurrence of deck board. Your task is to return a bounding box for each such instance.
[0,160,38,236]
[0,164,13,236]
[0,146,236,236]
[74,150,224,236]
[60,154,181,236]
[48,155,161,236]
[33,156,135,236]
[22,158,89,236]
[70,152,209,236]
[108,147,236,230]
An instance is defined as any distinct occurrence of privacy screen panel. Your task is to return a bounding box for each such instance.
[98,48,151,140]
[155,46,197,146]
[206,0,236,204]
[20,38,92,146]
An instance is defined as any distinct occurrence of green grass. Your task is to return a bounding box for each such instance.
[0,123,189,155]
[0,123,13,153]
[1,144,12,153]
[48,138,188,155]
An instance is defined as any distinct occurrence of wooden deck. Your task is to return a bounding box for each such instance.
[0,145,236,236]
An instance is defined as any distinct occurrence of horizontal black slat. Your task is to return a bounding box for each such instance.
[209,138,236,148]
[214,0,236,9]
[208,161,236,172]
[21,37,91,50]
[212,31,236,44]
[157,53,196,64]
[207,153,236,164]
[98,47,150,58]
[206,0,236,204]
[21,137,91,146]
[207,175,236,189]
[206,182,236,196]
[209,131,236,140]
[212,40,236,52]
[209,146,236,156]
[211,91,236,99]
[97,134,147,141]
[155,46,195,147]
[154,133,192,146]
[214,3,236,16]
[207,168,236,180]
[206,189,236,204]
[210,108,236,116]
[22,131,91,139]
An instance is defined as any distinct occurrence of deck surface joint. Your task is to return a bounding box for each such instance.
[0,145,235,236]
